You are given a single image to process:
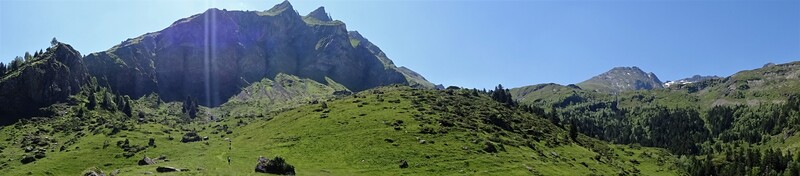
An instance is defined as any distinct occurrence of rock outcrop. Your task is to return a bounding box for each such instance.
[155,166,185,173]
[255,156,295,175]
[138,156,156,165]
[663,75,722,87]
[181,132,202,143]
[306,6,332,21]
[0,43,90,124]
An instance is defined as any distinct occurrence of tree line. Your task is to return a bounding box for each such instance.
[0,38,58,78]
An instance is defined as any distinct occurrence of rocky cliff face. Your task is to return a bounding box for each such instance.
[664,75,722,87]
[0,43,89,122]
[577,66,663,93]
[84,1,431,107]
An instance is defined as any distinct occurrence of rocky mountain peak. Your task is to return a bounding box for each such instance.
[267,0,296,15]
[307,6,332,21]
[577,66,663,93]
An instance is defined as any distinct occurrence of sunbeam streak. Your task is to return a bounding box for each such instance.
[203,0,214,107]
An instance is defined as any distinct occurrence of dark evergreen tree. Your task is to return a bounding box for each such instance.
[569,120,579,142]
[182,96,199,119]
[101,92,116,111]
[491,84,504,102]
[87,92,97,110]
[122,98,133,117]
[10,56,23,71]
[490,84,516,106]
[24,52,32,62]
[548,107,560,127]
[0,62,6,77]
[703,153,716,176]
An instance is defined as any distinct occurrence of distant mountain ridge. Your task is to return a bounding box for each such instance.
[512,61,800,109]
[577,66,663,93]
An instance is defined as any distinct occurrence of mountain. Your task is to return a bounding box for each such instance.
[514,61,800,112]
[83,1,433,107]
[577,66,663,93]
[510,61,800,175]
[0,43,90,124]
[663,75,722,87]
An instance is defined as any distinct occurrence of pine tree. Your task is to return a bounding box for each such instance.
[491,84,504,102]
[569,120,579,142]
[24,52,32,62]
[504,88,515,106]
[183,96,199,119]
[87,92,97,110]
[548,107,561,126]
[51,37,59,46]
[10,56,23,71]
[704,154,716,176]
[0,62,6,77]
[101,92,116,111]
[490,84,516,106]
[122,99,133,117]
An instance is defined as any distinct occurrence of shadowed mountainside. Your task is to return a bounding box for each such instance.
[84,2,432,107]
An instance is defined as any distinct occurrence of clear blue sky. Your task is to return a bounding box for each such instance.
[1,0,799,89]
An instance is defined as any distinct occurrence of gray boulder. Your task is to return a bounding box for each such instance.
[138,156,155,165]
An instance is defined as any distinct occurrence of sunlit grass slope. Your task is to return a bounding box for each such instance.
[0,86,680,175]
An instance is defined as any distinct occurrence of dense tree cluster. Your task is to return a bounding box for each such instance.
[86,90,133,115]
[537,90,800,174]
[558,102,709,155]
[685,146,800,176]
[9,56,24,73]
[711,96,800,144]
[490,84,515,106]
[1,46,51,78]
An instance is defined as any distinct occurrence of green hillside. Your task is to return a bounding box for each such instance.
[0,86,681,175]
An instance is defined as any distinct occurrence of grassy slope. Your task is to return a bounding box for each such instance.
[218,73,349,118]
[0,86,680,175]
